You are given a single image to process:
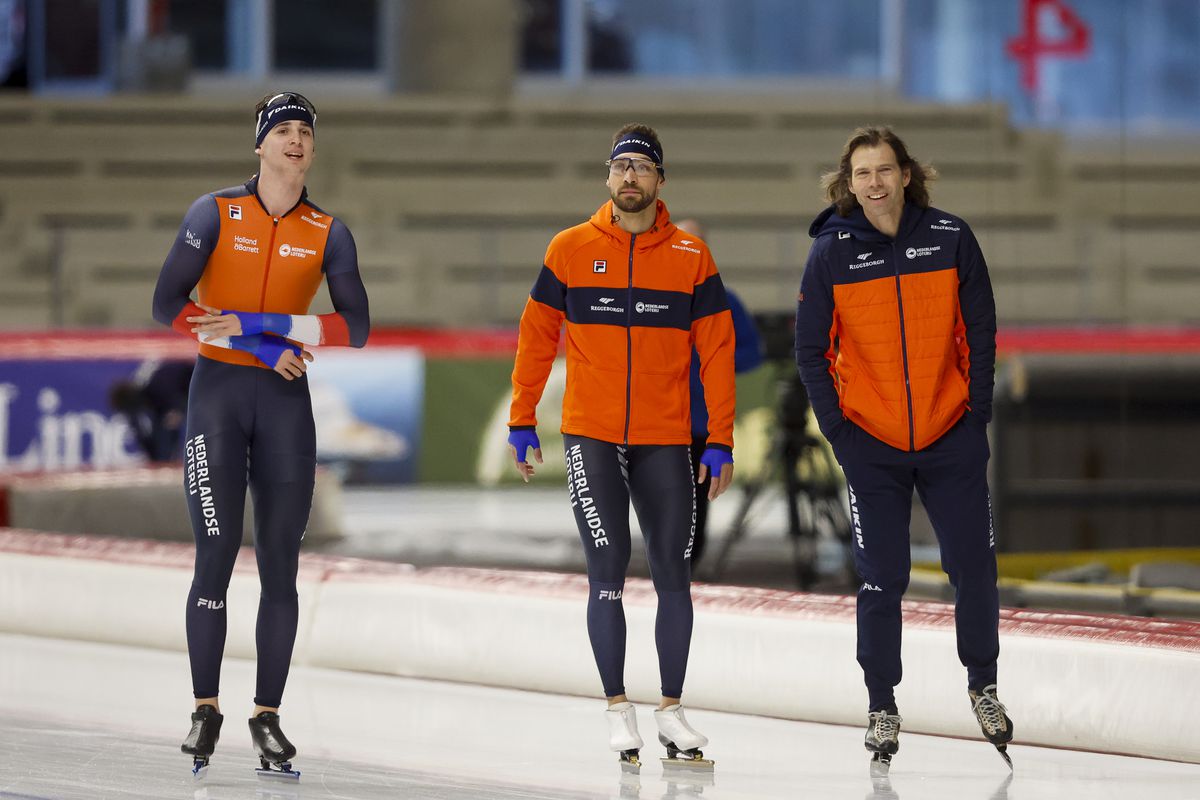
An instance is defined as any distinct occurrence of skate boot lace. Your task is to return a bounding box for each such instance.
[971,687,1009,735]
[870,711,901,743]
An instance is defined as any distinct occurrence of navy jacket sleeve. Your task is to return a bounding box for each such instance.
[727,290,764,374]
[794,237,845,440]
[957,223,997,423]
[152,195,219,327]
[322,218,371,348]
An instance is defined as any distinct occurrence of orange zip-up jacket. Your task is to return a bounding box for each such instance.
[510,200,736,449]
[152,176,369,364]
[795,204,997,452]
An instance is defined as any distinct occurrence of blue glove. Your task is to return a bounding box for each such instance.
[699,447,733,477]
[508,429,541,463]
[226,311,292,337]
[230,334,302,369]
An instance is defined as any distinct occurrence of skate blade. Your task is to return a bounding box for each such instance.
[661,755,715,771]
[191,760,210,781]
[995,745,1013,771]
[869,754,891,777]
[619,760,641,775]
[256,764,301,781]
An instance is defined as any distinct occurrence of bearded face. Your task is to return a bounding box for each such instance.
[606,157,662,214]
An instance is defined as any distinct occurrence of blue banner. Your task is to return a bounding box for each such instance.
[0,350,425,483]
[0,359,145,471]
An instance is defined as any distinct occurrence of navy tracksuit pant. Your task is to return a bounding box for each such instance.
[563,434,696,700]
[831,414,999,712]
[183,355,316,709]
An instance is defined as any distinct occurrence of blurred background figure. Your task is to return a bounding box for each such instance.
[675,217,763,568]
[108,358,193,463]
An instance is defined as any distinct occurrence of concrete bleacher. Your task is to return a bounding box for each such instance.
[0,92,1196,328]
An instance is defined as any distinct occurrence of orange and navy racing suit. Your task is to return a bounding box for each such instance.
[152,175,368,708]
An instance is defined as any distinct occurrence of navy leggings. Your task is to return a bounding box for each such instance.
[563,435,696,699]
[834,416,999,712]
[183,356,316,708]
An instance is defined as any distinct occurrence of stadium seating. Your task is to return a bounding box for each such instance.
[1,92,1197,327]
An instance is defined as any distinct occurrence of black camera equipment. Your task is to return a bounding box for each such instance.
[700,311,855,589]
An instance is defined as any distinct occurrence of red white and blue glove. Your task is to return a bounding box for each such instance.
[230,334,302,369]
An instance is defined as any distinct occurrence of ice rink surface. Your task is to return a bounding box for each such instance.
[2,633,1198,800]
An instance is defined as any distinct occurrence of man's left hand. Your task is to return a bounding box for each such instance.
[697,447,735,500]
[188,302,243,337]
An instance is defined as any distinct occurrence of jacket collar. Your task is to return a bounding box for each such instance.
[809,202,927,243]
[589,199,676,249]
[245,174,309,219]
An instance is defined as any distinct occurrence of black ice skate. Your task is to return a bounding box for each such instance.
[968,685,1014,770]
[864,709,902,774]
[249,711,300,780]
[180,704,223,779]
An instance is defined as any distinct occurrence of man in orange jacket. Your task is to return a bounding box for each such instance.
[508,124,735,772]
[795,127,1013,770]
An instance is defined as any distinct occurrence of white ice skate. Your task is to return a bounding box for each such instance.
[654,704,714,770]
[606,701,644,773]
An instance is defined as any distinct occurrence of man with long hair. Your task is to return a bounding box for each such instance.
[795,126,1012,769]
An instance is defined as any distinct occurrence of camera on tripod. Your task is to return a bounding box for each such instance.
[753,310,812,435]
[700,310,854,590]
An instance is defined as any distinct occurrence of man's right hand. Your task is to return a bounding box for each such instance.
[274,347,314,380]
[239,334,312,379]
[507,429,542,483]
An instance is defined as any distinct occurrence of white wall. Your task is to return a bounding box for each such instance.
[0,529,1196,763]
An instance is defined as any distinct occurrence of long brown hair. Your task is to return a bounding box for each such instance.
[820,126,937,216]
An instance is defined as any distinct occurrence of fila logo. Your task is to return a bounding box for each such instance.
[856,252,871,261]
[196,597,225,610]
[861,583,883,592]
[838,231,851,239]
[680,239,694,245]
[228,205,242,220]
[598,589,623,600]
[593,260,607,273]
[599,297,615,303]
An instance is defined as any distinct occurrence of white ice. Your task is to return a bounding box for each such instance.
[1,632,1196,800]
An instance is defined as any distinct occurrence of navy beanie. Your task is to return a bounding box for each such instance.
[610,132,664,176]
[255,92,316,148]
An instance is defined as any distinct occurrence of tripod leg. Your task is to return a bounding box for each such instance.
[704,475,765,582]
[782,437,819,589]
